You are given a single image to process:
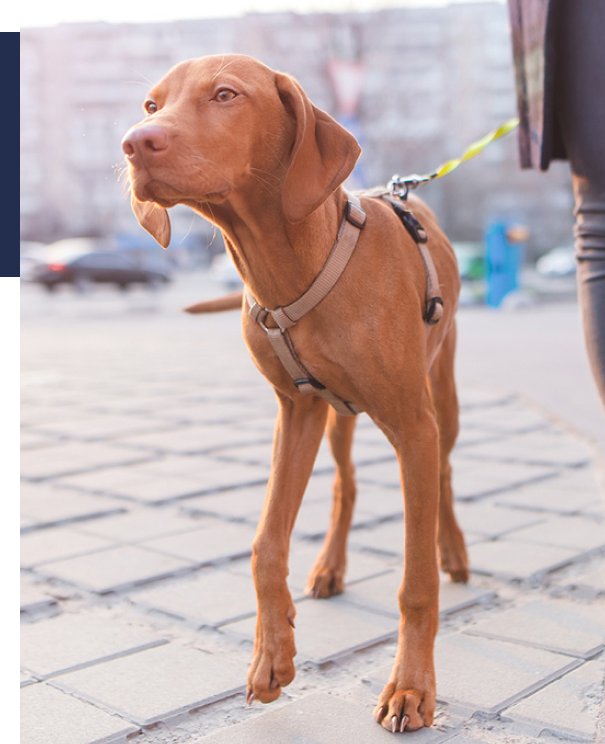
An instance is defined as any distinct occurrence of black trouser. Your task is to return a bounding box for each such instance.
[555,0,605,409]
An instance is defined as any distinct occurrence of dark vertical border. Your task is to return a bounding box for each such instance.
[6,31,20,278]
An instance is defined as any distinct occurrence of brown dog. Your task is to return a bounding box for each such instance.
[122,54,468,733]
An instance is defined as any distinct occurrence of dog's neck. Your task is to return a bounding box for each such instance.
[193,188,346,310]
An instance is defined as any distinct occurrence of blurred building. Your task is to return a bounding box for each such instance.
[20,3,575,259]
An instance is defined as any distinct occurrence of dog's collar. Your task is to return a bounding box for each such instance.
[245,190,366,416]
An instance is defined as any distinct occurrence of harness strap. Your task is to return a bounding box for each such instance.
[381,197,444,328]
[246,189,444,418]
[245,190,366,417]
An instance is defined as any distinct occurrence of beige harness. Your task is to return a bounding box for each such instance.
[245,189,443,417]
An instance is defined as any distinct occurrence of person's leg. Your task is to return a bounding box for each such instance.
[555,0,605,409]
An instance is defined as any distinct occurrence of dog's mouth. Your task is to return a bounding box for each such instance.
[129,175,183,207]
[130,171,231,208]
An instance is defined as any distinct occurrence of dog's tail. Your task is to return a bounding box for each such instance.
[183,291,244,314]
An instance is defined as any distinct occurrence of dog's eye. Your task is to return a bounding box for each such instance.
[144,100,158,115]
[214,89,237,103]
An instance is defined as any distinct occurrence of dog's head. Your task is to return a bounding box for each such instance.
[121,54,361,247]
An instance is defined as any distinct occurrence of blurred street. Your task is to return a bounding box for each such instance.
[20,272,605,744]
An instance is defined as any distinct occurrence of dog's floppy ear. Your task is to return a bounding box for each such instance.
[275,72,361,224]
[130,193,172,249]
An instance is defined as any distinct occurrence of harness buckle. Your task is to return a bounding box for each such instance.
[390,202,429,244]
[254,307,272,333]
[345,199,367,229]
[293,377,326,390]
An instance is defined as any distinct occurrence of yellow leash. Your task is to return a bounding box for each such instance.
[389,117,519,197]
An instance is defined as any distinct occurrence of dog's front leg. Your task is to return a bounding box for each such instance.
[373,392,440,733]
[247,392,329,704]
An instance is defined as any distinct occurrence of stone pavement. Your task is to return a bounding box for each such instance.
[20,278,605,744]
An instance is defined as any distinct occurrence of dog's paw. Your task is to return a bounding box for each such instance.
[305,561,345,598]
[438,532,469,583]
[373,684,435,733]
[246,615,297,704]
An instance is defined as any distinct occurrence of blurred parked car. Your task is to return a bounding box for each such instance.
[536,246,576,277]
[20,255,43,281]
[30,239,171,292]
[20,241,46,281]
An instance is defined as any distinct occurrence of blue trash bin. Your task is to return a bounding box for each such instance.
[485,221,525,307]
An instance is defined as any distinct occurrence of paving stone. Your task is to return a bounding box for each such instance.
[126,455,269,491]
[37,545,194,593]
[20,574,59,614]
[21,682,139,744]
[21,671,37,687]
[492,465,603,516]
[195,692,450,743]
[356,459,401,488]
[74,508,206,542]
[21,612,168,679]
[349,518,406,555]
[84,474,214,503]
[460,403,549,434]
[453,502,546,538]
[142,521,256,565]
[352,439,394,465]
[134,453,269,478]
[458,388,513,409]
[20,441,154,480]
[506,515,605,552]
[464,598,605,659]
[131,568,257,626]
[20,527,116,569]
[494,483,601,515]
[226,543,396,595]
[287,543,396,591]
[468,539,580,580]
[60,458,268,503]
[32,414,174,440]
[371,633,581,716]
[211,441,271,467]
[356,485,405,520]
[540,465,604,493]
[21,405,91,427]
[114,424,268,455]
[21,430,63,450]
[557,564,605,596]
[20,483,126,531]
[50,642,247,726]
[293,493,377,539]
[147,400,268,425]
[437,578,499,615]
[503,657,605,742]
[337,570,496,619]
[458,430,593,467]
[53,465,158,494]
[180,484,267,521]
[452,456,557,500]
[224,596,398,665]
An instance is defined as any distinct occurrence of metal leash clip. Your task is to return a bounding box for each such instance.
[388,173,433,201]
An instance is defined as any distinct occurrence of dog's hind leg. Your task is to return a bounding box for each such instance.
[428,321,469,583]
[305,408,357,598]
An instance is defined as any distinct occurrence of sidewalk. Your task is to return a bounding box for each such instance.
[20,278,605,744]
